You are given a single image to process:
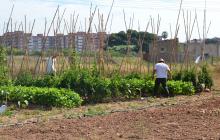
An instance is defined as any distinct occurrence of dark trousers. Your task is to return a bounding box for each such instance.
[153,78,172,97]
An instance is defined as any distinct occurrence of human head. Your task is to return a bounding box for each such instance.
[158,58,165,63]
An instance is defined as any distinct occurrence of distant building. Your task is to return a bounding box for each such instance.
[180,41,220,61]
[75,32,86,51]
[2,31,25,49]
[148,39,179,63]
[0,31,107,52]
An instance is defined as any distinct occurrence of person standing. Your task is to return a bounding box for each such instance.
[152,58,173,97]
[46,55,57,75]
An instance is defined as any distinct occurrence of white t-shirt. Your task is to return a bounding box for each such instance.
[154,63,170,78]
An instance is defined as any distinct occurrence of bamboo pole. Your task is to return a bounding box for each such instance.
[34,6,59,76]
[119,10,134,74]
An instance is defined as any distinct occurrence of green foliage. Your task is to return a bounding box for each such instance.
[167,81,195,96]
[172,71,182,81]
[0,109,13,117]
[59,69,80,89]
[172,69,197,85]
[11,68,196,104]
[181,69,197,87]
[84,106,108,117]
[14,72,34,86]
[172,66,213,91]
[108,45,137,56]
[0,86,82,108]
[0,45,7,79]
[108,30,155,53]
[34,75,60,88]
[58,69,195,103]
[124,72,142,79]
[6,48,25,56]
[0,79,12,86]
[198,65,213,89]
[14,73,60,88]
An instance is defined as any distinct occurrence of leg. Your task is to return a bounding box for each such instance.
[161,78,170,97]
[153,78,161,97]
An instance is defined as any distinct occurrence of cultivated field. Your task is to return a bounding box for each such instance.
[0,67,219,140]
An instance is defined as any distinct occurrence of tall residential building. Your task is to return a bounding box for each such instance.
[0,31,107,52]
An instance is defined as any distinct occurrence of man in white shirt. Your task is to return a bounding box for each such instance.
[152,58,173,97]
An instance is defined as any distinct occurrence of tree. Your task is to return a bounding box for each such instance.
[108,30,155,49]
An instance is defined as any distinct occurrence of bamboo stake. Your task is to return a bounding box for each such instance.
[34,6,59,75]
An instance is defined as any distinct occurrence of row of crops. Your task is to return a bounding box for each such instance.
[0,65,213,108]
[0,45,214,108]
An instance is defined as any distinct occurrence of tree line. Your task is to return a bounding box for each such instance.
[107,29,156,52]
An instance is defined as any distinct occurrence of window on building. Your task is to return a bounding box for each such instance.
[160,47,165,53]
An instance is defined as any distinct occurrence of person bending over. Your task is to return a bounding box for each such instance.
[152,58,173,97]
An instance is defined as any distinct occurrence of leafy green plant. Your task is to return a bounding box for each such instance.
[11,68,197,104]
[182,69,197,87]
[14,72,34,87]
[0,45,9,86]
[0,86,82,108]
[34,75,60,88]
[167,81,195,96]
[198,65,213,89]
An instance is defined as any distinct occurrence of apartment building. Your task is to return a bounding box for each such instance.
[0,31,107,52]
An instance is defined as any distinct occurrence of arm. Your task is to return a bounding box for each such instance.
[152,68,156,79]
[167,66,171,79]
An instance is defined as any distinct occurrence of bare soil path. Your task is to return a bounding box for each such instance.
[1,92,220,140]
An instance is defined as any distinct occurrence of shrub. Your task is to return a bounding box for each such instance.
[34,75,60,88]
[119,79,145,99]
[182,69,197,87]
[59,69,80,89]
[198,65,213,89]
[14,72,34,87]
[0,86,82,108]
[172,71,182,81]
[0,79,12,86]
[93,78,111,102]
[108,75,122,99]
[172,69,197,87]
[0,45,8,85]
[167,81,195,96]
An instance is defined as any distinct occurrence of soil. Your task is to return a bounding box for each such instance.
[1,93,220,140]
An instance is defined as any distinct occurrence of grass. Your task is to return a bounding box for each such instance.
[10,55,155,76]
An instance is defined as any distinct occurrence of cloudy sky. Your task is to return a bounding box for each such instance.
[0,0,220,42]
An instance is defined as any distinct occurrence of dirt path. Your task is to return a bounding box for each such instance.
[1,93,220,140]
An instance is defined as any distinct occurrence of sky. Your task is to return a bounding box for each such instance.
[0,0,220,42]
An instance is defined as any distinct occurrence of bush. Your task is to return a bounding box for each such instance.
[171,68,212,93]
[0,79,12,86]
[198,65,213,89]
[0,86,82,108]
[172,69,197,87]
[14,72,34,87]
[181,69,197,87]
[167,81,195,96]
[34,75,60,88]
[14,73,60,88]
[0,45,8,79]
